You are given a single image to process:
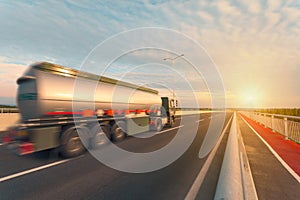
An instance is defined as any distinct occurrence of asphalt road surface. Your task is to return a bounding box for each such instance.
[0,113,232,200]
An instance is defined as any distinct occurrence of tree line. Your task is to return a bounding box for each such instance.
[255,108,300,117]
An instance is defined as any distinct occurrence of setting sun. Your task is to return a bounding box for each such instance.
[237,87,263,108]
[245,94,255,103]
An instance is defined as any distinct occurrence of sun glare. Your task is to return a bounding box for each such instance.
[245,94,255,103]
[239,89,262,108]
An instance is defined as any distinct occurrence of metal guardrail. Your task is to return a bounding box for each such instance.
[0,108,19,113]
[241,111,300,144]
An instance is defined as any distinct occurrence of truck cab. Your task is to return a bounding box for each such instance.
[161,97,177,127]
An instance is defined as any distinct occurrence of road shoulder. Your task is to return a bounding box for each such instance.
[237,114,300,200]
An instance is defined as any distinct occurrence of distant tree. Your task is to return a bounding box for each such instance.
[0,105,17,108]
[255,108,300,117]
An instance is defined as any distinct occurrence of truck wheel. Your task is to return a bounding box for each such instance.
[112,121,126,142]
[90,125,111,149]
[168,117,174,128]
[60,126,88,158]
[155,118,163,131]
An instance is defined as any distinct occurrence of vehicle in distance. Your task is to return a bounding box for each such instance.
[3,62,177,157]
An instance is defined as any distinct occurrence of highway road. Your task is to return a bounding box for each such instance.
[0,112,232,200]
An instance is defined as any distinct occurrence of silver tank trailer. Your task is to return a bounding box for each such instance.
[17,62,161,121]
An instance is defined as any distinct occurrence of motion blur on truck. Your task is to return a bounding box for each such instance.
[3,62,177,157]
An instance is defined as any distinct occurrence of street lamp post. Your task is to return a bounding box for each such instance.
[162,54,184,100]
[162,54,184,61]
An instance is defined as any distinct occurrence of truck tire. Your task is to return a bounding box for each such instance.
[90,124,111,149]
[60,126,88,158]
[112,121,126,142]
[167,116,174,128]
[155,118,163,132]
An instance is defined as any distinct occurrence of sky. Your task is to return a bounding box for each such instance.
[0,0,299,108]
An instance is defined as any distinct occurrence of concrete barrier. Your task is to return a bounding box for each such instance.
[0,113,20,131]
[214,112,258,200]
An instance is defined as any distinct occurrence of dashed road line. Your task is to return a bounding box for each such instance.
[0,118,202,183]
[0,158,78,183]
[155,125,184,135]
[184,114,233,200]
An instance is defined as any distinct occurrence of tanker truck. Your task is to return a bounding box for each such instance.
[3,62,177,157]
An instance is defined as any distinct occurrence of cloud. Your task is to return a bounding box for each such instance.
[0,56,8,63]
[0,1,122,67]
[0,63,27,98]
[247,0,262,14]
[282,6,300,21]
[264,12,281,32]
[0,0,299,107]
[213,1,241,16]
[197,11,214,22]
[267,0,282,11]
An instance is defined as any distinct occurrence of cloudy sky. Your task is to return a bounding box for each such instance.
[0,0,299,108]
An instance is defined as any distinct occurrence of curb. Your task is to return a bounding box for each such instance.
[215,112,258,200]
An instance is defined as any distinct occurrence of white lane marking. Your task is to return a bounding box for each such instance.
[176,116,203,121]
[195,119,205,123]
[240,115,300,183]
[181,115,201,118]
[0,158,75,183]
[155,125,184,135]
[184,114,233,200]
